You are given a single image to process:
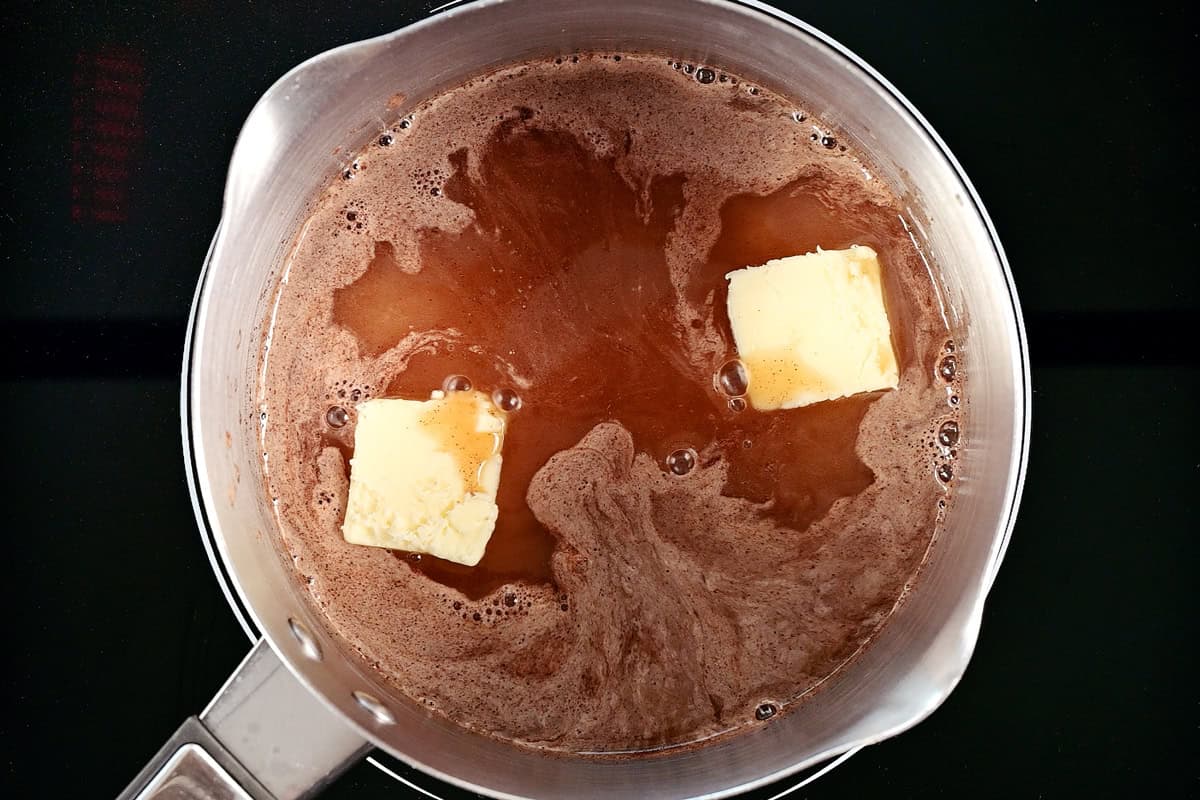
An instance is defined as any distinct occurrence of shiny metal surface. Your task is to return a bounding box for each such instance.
[200,641,371,798]
[136,743,251,800]
[181,0,1029,797]
[121,643,369,800]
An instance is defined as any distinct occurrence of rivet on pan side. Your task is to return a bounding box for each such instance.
[353,691,396,725]
[287,617,323,661]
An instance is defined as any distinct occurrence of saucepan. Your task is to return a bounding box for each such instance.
[121,0,1029,797]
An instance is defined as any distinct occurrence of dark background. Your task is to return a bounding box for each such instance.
[2,1,1196,797]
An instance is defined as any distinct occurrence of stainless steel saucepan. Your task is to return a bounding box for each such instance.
[122,1,1029,797]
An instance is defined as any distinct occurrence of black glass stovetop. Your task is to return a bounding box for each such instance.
[2,2,1195,797]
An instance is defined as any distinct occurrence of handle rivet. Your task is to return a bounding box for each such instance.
[287,617,323,661]
[353,691,395,725]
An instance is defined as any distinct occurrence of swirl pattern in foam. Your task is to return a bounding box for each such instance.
[257,53,960,754]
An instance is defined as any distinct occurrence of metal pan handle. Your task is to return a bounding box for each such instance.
[119,639,370,799]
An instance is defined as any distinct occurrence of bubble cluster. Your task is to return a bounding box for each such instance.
[341,159,365,182]
[666,58,736,86]
[581,127,613,154]
[917,340,964,490]
[326,378,375,404]
[411,166,447,197]
[445,586,540,625]
[339,200,367,233]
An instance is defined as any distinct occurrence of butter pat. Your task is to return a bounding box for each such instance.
[342,390,505,566]
[726,246,898,410]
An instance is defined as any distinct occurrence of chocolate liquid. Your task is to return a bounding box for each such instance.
[259,54,959,754]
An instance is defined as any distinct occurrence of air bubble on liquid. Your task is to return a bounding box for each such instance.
[791,111,807,123]
[492,387,521,412]
[936,464,953,483]
[716,359,749,397]
[755,702,778,721]
[443,374,472,393]
[938,355,957,382]
[326,406,349,428]
[820,135,837,149]
[728,397,747,413]
[695,67,716,84]
[938,420,960,448]
[398,118,412,130]
[666,448,697,476]
[683,64,694,75]
[378,133,394,146]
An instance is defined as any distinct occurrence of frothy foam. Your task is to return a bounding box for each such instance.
[258,53,961,754]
